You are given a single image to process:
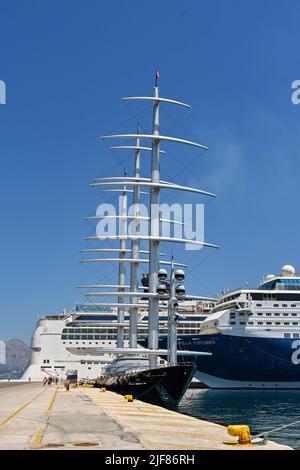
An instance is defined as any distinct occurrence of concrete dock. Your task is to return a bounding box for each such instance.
[0,382,292,450]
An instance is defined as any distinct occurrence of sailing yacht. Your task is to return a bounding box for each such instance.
[24,71,218,408]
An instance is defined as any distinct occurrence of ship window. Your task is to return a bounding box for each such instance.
[239,312,245,316]
[248,321,254,325]
[273,304,279,307]
[284,322,290,325]
[275,322,281,325]
[284,333,291,338]
[291,304,297,308]
[62,335,67,340]
[293,334,300,338]
[266,313,272,316]
[283,304,288,307]
[266,322,272,325]
[257,313,263,316]
[256,304,262,307]
[292,313,297,316]
[230,321,236,325]
[283,313,289,317]
[240,321,246,325]
[292,322,298,325]
[275,313,280,316]
[257,322,263,325]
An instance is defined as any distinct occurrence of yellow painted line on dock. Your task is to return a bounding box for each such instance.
[74,388,292,450]
[0,388,47,429]
[29,387,59,449]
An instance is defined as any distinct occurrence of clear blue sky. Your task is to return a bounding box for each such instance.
[1,0,300,342]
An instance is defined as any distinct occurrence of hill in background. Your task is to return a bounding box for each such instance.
[0,338,31,378]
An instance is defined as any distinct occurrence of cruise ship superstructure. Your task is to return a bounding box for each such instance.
[156,264,300,389]
[23,300,215,381]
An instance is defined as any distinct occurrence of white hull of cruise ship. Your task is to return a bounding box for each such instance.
[22,300,213,381]
[22,315,119,381]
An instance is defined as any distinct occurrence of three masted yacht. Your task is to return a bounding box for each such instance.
[66,70,218,408]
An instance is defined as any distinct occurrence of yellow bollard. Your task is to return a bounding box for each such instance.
[227,425,251,444]
[100,387,106,392]
[124,394,134,402]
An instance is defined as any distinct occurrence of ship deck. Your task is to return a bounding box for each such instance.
[0,382,292,450]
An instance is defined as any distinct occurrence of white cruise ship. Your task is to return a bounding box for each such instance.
[22,299,215,381]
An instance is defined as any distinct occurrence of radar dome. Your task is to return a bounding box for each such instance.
[281,265,296,277]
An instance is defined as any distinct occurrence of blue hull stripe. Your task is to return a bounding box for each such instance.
[139,334,300,387]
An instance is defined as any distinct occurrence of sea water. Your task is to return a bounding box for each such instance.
[179,389,300,449]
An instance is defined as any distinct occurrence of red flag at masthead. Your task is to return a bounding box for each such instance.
[155,66,160,86]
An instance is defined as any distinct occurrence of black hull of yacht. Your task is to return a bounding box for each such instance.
[94,364,196,409]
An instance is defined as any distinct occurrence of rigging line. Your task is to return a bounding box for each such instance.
[123,101,152,132]
[79,263,118,288]
[161,104,206,145]
[162,106,189,136]
[161,145,213,195]
[185,250,219,297]
[149,235,216,296]
[104,103,152,136]
[92,153,129,183]
[154,111,212,192]
[254,420,300,439]
[101,140,131,176]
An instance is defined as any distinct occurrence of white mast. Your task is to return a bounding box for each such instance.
[129,127,141,348]
[117,179,127,348]
[148,72,161,368]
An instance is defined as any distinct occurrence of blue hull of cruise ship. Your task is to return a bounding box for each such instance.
[139,334,300,388]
